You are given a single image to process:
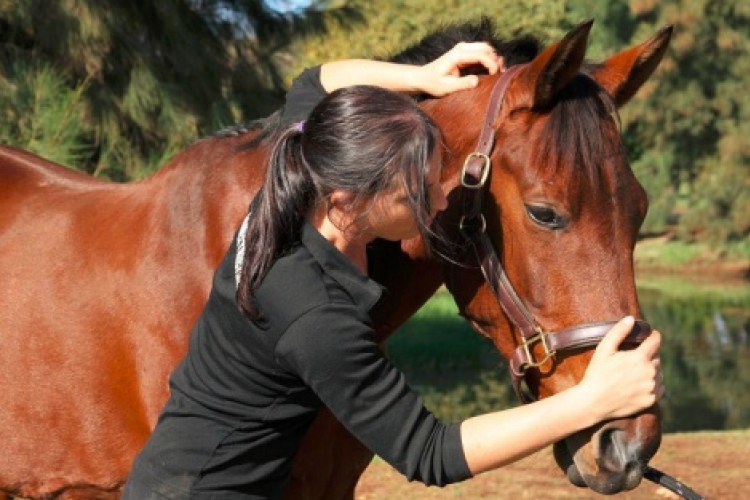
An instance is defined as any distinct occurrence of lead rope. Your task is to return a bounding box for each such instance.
[644,466,705,500]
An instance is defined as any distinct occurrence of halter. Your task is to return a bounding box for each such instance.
[458,64,653,403]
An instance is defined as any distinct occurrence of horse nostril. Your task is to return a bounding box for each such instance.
[597,428,630,472]
[594,427,645,492]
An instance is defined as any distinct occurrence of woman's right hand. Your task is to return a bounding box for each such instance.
[578,316,664,421]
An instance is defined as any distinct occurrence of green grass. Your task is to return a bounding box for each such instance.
[385,291,517,421]
[635,239,705,266]
[635,237,750,266]
[385,291,498,370]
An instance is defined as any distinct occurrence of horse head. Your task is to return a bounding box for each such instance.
[425,20,673,494]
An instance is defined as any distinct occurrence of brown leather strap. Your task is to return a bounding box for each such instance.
[461,64,526,222]
[510,319,652,378]
[463,228,538,337]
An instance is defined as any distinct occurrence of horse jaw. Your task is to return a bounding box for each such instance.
[554,411,662,494]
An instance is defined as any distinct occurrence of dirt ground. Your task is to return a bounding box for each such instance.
[355,430,749,499]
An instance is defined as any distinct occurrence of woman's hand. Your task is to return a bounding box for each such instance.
[415,42,505,96]
[577,316,664,421]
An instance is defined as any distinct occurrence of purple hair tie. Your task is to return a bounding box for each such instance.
[294,121,305,133]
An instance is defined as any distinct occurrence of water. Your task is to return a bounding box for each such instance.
[638,280,750,432]
[388,277,750,432]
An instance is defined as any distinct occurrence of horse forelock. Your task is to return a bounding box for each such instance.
[531,72,625,198]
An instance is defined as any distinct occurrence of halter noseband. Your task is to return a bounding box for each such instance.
[458,64,652,403]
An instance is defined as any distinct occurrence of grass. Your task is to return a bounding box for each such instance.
[386,291,497,370]
[385,291,517,421]
[635,235,750,267]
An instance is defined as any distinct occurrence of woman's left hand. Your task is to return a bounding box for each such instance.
[416,42,505,96]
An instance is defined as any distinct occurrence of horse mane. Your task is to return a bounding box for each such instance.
[387,16,541,70]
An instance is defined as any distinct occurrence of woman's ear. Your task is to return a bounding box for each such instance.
[328,191,358,213]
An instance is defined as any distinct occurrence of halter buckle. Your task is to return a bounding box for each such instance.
[459,214,486,235]
[461,152,491,189]
[521,327,556,369]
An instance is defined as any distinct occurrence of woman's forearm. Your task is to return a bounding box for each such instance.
[460,385,599,474]
[320,60,425,94]
[319,42,503,97]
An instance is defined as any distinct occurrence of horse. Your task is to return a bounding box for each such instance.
[0,17,672,499]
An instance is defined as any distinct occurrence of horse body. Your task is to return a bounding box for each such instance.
[0,19,672,499]
[0,140,265,497]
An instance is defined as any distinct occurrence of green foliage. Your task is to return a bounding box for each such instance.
[576,0,750,247]
[0,61,89,165]
[0,0,352,179]
[284,0,569,82]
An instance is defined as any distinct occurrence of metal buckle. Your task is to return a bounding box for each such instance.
[521,327,556,369]
[461,152,491,189]
[459,214,486,234]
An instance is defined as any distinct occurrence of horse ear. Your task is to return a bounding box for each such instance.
[516,18,594,110]
[587,25,674,107]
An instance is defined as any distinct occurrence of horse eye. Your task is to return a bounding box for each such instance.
[525,204,566,229]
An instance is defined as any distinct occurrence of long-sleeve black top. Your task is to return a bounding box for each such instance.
[125,67,471,499]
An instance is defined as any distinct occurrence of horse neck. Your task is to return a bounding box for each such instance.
[145,134,265,264]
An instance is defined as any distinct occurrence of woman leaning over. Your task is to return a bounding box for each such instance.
[123,42,663,499]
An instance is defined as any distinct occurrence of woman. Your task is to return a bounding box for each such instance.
[124,43,663,499]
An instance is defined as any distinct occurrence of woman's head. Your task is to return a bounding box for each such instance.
[302,84,446,235]
[237,85,446,319]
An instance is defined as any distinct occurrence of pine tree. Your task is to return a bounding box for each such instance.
[0,0,354,179]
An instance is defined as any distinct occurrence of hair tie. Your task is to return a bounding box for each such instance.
[294,121,305,133]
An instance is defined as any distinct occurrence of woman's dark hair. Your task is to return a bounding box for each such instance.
[236,85,443,320]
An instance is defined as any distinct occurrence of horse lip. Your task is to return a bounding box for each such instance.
[565,462,587,487]
[554,441,587,487]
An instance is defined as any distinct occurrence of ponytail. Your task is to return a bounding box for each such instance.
[236,126,316,320]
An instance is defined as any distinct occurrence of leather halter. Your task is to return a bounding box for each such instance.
[458,64,652,403]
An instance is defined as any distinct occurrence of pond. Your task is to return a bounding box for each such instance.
[386,274,750,432]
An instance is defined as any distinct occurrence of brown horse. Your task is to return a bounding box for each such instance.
[0,19,672,499]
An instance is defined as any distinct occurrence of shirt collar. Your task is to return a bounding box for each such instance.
[300,222,384,312]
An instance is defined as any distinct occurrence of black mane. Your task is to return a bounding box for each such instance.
[387,17,541,69]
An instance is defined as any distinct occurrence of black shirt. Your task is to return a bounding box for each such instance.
[125,68,471,499]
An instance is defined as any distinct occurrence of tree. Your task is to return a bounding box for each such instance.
[565,0,750,244]
[0,0,356,179]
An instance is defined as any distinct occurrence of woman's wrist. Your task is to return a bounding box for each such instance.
[561,382,606,428]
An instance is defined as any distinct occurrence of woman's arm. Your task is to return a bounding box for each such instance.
[460,316,663,474]
[320,42,504,97]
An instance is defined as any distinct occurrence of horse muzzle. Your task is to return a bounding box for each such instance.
[554,410,662,494]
